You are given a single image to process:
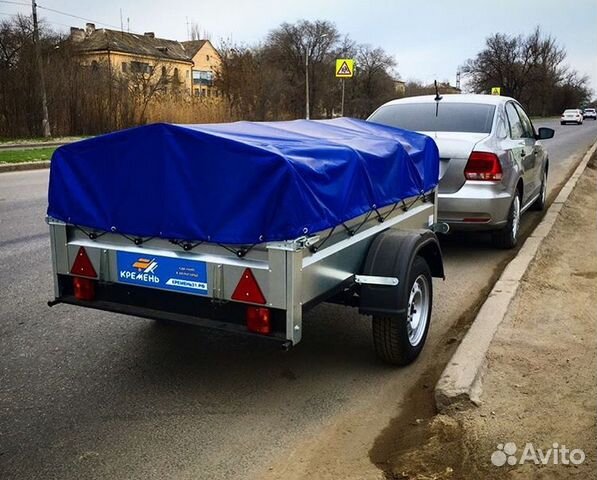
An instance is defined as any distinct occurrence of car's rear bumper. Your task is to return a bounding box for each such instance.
[438,182,512,231]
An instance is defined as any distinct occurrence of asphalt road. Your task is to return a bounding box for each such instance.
[1,119,596,480]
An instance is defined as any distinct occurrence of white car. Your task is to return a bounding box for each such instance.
[561,109,583,125]
[583,108,596,120]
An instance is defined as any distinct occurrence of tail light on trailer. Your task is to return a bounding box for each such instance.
[72,277,95,301]
[246,306,271,335]
[464,151,503,181]
[70,247,97,300]
[231,268,266,305]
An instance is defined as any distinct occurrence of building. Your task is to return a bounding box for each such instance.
[182,40,221,97]
[69,23,220,97]
[393,79,406,96]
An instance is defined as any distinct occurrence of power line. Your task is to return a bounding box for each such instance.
[0,0,28,6]
[36,3,122,30]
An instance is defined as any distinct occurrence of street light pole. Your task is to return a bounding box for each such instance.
[304,33,327,120]
[305,49,310,120]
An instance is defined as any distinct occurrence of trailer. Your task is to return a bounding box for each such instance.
[47,118,445,365]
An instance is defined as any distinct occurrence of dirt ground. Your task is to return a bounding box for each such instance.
[379,156,597,479]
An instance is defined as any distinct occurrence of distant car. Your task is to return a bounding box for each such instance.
[583,108,596,120]
[561,109,584,125]
[368,94,554,249]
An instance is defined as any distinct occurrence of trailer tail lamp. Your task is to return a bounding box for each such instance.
[72,277,95,301]
[464,152,503,181]
[246,307,271,335]
[70,247,97,300]
[232,268,266,304]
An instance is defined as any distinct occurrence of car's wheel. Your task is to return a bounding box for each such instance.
[492,193,521,249]
[372,256,432,366]
[530,168,548,211]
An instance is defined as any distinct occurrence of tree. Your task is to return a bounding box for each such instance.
[346,45,396,117]
[462,27,591,115]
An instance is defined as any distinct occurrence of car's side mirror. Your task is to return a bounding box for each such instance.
[536,127,555,140]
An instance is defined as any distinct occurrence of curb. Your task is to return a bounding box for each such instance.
[0,161,51,173]
[434,139,597,412]
[0,141,66,151]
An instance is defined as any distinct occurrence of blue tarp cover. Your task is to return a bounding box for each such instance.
[48,118,439,244]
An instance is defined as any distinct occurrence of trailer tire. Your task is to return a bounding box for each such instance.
[372,256,432,365]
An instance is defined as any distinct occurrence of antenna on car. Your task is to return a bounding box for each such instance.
[434,80,443,102]
[434,80,442,117]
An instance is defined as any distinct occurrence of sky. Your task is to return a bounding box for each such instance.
[3,0,597,93]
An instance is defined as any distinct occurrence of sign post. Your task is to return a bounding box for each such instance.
[336,59,355,117]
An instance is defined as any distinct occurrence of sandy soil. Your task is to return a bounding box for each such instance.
[380,155,597,479]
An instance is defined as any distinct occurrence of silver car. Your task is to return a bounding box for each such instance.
[367,94,554,248]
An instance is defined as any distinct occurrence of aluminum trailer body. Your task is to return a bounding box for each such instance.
[47,119,444,364]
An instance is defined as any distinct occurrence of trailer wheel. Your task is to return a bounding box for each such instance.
[372,256,432,365]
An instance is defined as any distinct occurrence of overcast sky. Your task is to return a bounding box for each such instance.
[4,0,597,93]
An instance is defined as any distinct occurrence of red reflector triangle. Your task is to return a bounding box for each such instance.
[231,268,266,304]
[70,247,97,278]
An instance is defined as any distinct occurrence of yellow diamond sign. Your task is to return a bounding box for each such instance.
[336,59,355,78]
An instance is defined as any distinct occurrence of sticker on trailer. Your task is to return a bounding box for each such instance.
[116,251,208,295]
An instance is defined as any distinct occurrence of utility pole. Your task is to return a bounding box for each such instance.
[31,0,51,137]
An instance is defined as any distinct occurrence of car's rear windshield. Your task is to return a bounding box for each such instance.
[585,109,595,112]
[368,102,496,133]
[564,109,578,113]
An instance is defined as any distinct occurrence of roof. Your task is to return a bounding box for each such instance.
[72,28,194,63]
[382,94,514,107]
[181,40,208,57]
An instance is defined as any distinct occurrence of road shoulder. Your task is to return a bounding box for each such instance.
[379,151,597,479]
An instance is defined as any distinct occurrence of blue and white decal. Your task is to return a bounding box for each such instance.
[116,251,208,296]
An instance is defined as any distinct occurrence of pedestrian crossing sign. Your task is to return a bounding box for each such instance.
[336,59,355,78]
[491,87,501,95]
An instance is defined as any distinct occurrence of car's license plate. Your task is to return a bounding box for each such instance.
[116,251,208,296]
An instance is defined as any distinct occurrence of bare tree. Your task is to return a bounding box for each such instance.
[462,27,590,114]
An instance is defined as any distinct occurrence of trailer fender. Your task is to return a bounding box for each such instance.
[359,229,444,317]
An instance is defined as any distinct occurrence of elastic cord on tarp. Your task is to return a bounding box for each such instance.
[69,192,431,257]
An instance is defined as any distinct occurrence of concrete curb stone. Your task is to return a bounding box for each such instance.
[0,161,51,173]
[434,139,597,412]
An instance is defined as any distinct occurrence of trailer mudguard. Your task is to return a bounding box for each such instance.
[359,229,444,317]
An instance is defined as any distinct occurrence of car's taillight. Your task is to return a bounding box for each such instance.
[70,247,97,300]
[231,268,266,304]
[464,151,503,181]
[246,306,271,334]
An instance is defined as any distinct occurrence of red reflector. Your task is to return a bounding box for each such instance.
[70,247,97,278]
[464,151,503,181]
[246,307,271,334]
[231,268,266,304]
[73,276,95,300]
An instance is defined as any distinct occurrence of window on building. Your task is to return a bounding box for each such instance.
[173,67,179,81]
[192,70,214,86]
[206,54,210,61]
[130,61,152,74]
[161,66,167,77]
[121,62,128,73]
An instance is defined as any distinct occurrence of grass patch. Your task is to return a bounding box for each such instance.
[0,147,56,164]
